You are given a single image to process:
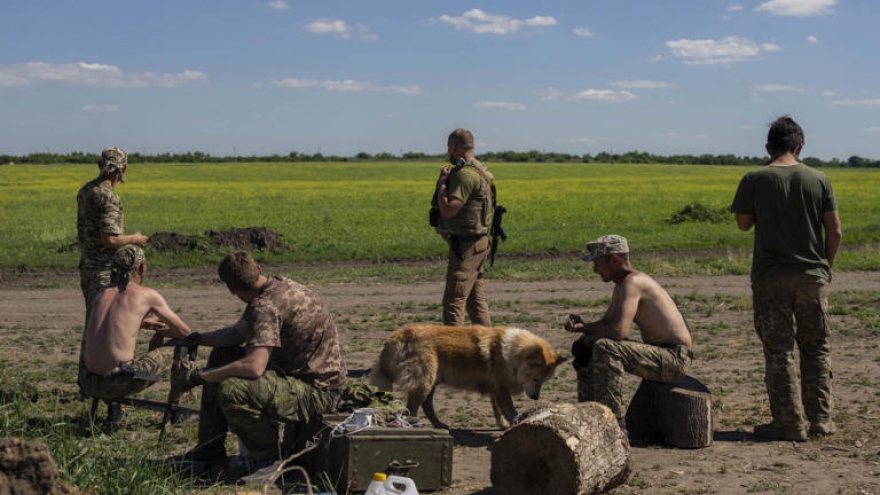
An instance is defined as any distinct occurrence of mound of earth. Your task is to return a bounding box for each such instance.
[0,437,78,494]
[147,232,196,252]
[205,227,290,252]
[147,227,290,253]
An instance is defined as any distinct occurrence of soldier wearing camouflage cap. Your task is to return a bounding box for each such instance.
[76,147,150,408]
[81,245,193,406]
[564,235,693,432]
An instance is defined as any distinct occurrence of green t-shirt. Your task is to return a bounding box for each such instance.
[731,163,837,282]
[446,166,481,203]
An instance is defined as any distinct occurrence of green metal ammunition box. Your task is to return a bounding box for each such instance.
[315,418,453,493]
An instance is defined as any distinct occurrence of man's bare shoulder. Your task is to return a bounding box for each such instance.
[622,270,661,289]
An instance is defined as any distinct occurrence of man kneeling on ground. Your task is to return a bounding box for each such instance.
[172,250,347,479]
[565,235,693,430]
[81,245,193,402]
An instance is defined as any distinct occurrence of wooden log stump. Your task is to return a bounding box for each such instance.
[624,375,713,448]
[491,402,631,495]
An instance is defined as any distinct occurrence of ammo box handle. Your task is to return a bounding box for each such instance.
[387,459,420,475]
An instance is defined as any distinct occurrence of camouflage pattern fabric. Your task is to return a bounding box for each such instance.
[76,176,124,396]
[196,347,336,464]
[574,337,692,421]
[110,245,145,286]
[245,276,347,389]
[77,178,124,258]
[80,346,175,400]
[752,274,833,431]
[442,234,491,326]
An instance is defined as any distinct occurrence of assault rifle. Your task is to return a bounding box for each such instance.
[489,205,508,267]
[159,336,200,440]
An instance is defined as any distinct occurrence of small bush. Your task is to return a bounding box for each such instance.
[669,203,730,224]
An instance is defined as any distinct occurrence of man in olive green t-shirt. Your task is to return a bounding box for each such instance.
[731,115,842,442]
[432,128,494,326]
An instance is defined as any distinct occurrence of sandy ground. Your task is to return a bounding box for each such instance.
[1,268,879,494]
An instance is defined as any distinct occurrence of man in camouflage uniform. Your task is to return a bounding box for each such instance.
[731,116,842,441]
[174,250,346,475]
[433,128,494,326]
[81,245,192,400]
[565,235,693,428]
[76,147,149,406]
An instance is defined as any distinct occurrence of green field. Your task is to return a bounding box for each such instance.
[2,161,879,272]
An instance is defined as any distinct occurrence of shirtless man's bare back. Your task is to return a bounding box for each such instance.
[565,235,693,425]
[81,245,192,400]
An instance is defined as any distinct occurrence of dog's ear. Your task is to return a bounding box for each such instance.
[525,345,546,364]
[554,355,568,366]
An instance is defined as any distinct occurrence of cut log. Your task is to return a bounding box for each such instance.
[490,402,631,495]
[624,375,713,448]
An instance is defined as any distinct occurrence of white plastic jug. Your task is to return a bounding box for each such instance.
[365,473,419,495]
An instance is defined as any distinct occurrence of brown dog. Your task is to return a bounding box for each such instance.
[370,324,566,429]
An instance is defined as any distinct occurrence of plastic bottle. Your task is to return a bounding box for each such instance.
[365,473,388,495]
[384,475,419,495]
[365,473,419,495]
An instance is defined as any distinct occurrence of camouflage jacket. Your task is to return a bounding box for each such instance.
[245,276,347,389]
[76,177,124,261]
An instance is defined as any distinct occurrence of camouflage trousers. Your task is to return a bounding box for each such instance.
[573,337,693,421]
[752,274,833,430]
[79,346,175,400]
[197,347,336,464]
[442,234,491,327]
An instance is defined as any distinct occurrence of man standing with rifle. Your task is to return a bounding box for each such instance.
[432,128,498,327]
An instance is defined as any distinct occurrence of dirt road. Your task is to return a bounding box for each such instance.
[1,268,879,494]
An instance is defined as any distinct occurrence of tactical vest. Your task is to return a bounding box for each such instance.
[436,159,494,237]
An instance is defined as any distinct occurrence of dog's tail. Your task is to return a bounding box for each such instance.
[369,340,399,391]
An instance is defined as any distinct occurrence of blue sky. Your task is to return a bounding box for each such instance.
[1,0,878,159]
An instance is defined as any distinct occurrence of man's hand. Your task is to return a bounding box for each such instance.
[565,314,586,333]
[172,332,202,350]
[131,232,149,247]
[168,363,206,403]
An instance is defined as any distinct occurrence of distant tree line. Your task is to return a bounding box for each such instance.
[2,149,879,168]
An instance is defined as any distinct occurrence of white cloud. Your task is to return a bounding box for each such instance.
[609,80,675,89]
[526,16,557,27]
[306,19,377,40]
[266,1,289,10]
[751,84,804,92]
[823,90,836,97]
[649,54,664,63]
[573,27,594,38]
[433,9,556,35]
[82,104,119,112]
[0,61,207,88]
[570,89,637,102]
[831,98,880,108]
[539,87,564,102]
[666,36,780,65]
[807,35,819,44]
[863,126,880,133]
[255,78,421,95]
[727,3,745,11]
[474,101,526,111]
[756,0,837,16]
[562,137,596,144]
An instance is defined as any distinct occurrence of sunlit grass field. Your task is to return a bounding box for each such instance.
[2,161,879,271]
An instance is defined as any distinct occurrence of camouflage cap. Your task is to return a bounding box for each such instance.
[98,147,127,177]
[111,245,146,285]
[582,235,629,261]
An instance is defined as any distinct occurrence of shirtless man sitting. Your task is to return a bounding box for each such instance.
[81,245,192,402]
[565,235,693,427]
